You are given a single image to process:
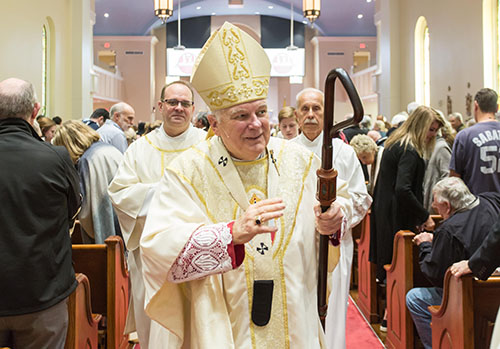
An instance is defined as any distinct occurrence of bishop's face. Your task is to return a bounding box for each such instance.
[295,90,324,141]
[210,99,270,161]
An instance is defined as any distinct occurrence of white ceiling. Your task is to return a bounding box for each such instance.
[94,0,376,37]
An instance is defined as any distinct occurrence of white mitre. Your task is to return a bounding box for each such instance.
[190,21,271,111]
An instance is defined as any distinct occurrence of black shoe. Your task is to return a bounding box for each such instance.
[380,319,387,332]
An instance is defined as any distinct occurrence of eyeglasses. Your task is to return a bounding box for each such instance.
[162,99,194,108]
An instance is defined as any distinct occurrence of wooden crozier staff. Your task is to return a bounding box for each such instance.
[317,68,364,328]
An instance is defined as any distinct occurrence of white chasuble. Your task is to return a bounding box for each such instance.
[108,124,206,347]
[141,137,353,348]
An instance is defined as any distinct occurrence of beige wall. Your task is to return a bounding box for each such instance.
[94,36,158,123]
[311,36,377,121]
[377,0,483,120]
[0,0,94,120]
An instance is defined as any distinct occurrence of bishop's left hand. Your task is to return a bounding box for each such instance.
[314,202,344,236]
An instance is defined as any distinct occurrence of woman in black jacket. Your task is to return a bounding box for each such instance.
[369,106,445,281]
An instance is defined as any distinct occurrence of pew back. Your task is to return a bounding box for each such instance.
[384,230,432,349]
[356,211,379,323]
[65,273,100,349]
[430,270,500,349]
[72,236,129,349]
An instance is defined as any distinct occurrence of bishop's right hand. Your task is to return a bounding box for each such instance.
[232,198,285,245]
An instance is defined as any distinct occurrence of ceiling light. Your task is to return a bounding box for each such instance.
[255,11,260,14]
[154,0,173,23]
[366,0,372,2]
[268,6,274,9]
[104,13,109,18]
[211,12,216,15]
[357,14,364,19]
[196,6,201,10]
[303,0,320,24]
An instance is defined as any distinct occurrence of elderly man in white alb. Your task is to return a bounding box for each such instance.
[291,88,371,349]
[108,81,206,348]
[140,22,354,348]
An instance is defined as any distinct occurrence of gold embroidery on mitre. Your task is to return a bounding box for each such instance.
[207,78,269,108]
[191,22,271,111]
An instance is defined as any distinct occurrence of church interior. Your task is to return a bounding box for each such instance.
[1,0,499,348]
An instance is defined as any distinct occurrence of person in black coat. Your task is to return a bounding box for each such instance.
[369,106,445,281]
[450,215,500,280]
[0,78,81,348]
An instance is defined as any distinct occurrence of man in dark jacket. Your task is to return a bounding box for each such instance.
[0,78,81,348]
[405,177,500,349]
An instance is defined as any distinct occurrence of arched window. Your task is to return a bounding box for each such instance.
[415,16,430,106]
[41,25,48,115]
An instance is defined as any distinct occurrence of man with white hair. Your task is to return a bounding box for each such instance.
[448,112,465,132]
[406,177,500,349]
[291,87,371,349]
[140,22,353,348]
[98,101,135,153]
[0,78,80,348]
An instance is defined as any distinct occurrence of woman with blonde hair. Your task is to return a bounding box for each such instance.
[370,106,444,282]
[53,120,123,243]
[37,116,57,143]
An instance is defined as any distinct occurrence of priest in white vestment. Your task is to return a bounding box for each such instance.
[140,22,354,348]
[291,88,372,349]
[108,81,206,348]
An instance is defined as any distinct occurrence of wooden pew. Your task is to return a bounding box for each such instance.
[72,236,129,349]
[355,211,379,323]
[65,273,101,349]
[430,269,500,349]
[384,230,433,349]
[384,215,443,348]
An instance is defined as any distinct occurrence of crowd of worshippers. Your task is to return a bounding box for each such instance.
[1,25,500,349]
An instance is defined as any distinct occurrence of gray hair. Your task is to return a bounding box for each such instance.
[109,102,130,118]
[0,78,37,120]
[448,112,463,124]
[295,88,324,107]
[350,134,378,155]
[432,177,476,212]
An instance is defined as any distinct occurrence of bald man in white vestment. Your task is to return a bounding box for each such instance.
[140,22,354,348]
[108,81,206,348]
[291,88,371,349]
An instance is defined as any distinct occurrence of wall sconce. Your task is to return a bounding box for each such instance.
[154,0,173,23]
[303,0,320,24]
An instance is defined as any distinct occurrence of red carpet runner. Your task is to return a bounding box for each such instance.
[346,296,385,348]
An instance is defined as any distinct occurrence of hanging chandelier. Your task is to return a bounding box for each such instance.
[154,0,173,23]
[303,0,320,24]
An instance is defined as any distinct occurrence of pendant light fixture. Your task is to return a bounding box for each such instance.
[303,0,320,24]
[154,0,173,23]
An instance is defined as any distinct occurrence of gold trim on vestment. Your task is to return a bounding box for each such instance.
[144,134,193,175]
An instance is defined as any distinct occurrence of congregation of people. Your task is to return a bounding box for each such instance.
[1,21,500,349]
